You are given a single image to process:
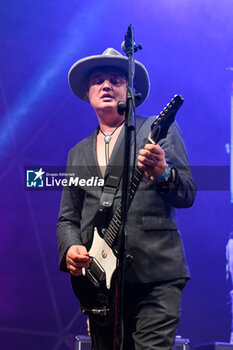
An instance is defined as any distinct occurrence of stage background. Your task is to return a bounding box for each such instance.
[0,0,233,348]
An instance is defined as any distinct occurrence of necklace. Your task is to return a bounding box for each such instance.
[99,120,125,164]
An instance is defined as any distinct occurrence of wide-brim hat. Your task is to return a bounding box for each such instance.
[68,48,150,107]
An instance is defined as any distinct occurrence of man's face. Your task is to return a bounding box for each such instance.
[87,67,127,115]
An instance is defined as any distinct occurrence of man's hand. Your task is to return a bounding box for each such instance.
[137,143,167,179]
[66,245,91,276]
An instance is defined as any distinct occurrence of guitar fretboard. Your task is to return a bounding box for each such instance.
[102,94,183,248]
[104,165,144,247]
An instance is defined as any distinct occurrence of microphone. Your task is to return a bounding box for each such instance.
[121,41,142,54]
[117,101,126,115]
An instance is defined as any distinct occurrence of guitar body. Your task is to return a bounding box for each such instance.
[70,227,117,324]
[89,228,117,290]
[70,274,116,324]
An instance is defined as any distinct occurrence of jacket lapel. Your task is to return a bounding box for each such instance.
[83,127,102,179]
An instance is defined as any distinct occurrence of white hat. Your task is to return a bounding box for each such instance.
[68,48,150,107]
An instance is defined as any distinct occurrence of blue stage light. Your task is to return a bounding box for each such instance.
[0,0,108,164]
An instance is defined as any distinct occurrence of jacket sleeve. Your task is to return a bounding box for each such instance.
[56,149,85,272]
[156,121,196,208]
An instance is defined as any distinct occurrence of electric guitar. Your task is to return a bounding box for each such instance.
[70,94,184,324]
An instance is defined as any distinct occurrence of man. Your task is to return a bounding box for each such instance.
[57,48,196,349]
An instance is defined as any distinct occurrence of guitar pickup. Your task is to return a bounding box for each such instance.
[89,258,106,282]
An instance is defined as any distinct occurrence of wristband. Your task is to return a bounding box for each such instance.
[155,164,171,181]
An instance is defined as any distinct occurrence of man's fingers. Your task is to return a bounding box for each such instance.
[67,257,90,268]
[68,259,91,268]
[67,259,91,274]
[72,254,90,263]
[138,154,158,167]
[139,146,164,160]
[144,143,163,153]
[68,245,89,258]
[69,266,83,276]
[66,245,91,273]
[137,142,166,174]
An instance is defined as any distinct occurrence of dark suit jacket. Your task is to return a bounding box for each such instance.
[57,116,196,284]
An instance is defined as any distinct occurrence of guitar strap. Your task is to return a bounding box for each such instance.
[99,116,146,211]
[99,138,125,210]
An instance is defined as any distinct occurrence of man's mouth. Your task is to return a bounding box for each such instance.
[101,93,113,99]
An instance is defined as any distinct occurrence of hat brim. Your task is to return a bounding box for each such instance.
[68,54,150,107]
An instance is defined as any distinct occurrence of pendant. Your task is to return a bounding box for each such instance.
[104,135,111,143]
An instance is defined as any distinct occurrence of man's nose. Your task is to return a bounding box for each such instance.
[102,79,112,90]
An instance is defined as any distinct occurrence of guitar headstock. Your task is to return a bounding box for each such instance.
[150,95,184,144]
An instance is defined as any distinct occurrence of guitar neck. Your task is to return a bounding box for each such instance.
[104,164,144,248]
[103,94,184,248]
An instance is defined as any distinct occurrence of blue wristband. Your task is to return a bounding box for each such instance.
[155,164,171,181]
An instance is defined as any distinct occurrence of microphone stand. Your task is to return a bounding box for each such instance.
[113,24,142,350]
